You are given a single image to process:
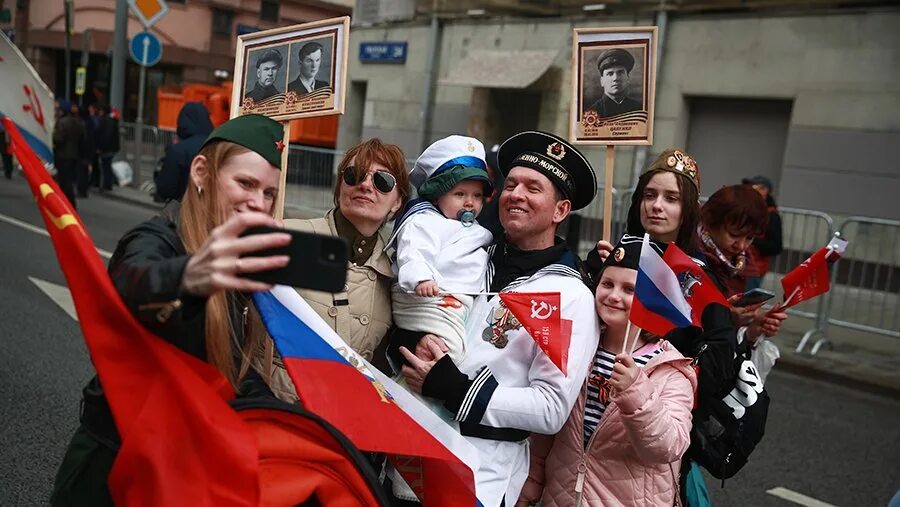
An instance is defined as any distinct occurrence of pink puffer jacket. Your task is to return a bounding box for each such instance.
[519,340,696,507]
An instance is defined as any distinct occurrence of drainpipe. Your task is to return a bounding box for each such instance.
[630,1,669,187]
[417,9,442,153]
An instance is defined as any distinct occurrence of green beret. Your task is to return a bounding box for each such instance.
[202,114,284,168]
[597,48,635,74]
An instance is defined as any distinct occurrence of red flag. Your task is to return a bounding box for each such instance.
[3,118,259,506]
[662,242,728,327]
[499,292,571,375]
[779,250,833,309]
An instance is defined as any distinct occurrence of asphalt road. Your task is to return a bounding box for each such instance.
[0,175,897,506]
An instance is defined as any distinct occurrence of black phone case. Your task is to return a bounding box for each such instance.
[240,226,349,293]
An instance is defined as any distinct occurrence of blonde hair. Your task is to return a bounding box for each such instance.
[179,140,268,388]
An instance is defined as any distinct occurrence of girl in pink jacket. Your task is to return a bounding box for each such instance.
[517,235,697,507]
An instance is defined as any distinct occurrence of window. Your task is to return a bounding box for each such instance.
[212,8,234,37]
[261,0,279,22]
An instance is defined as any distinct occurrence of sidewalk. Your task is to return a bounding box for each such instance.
[770,321,900,398]
[100,184,900,399]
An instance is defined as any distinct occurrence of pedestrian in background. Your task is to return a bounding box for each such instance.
[741,175,783,290]
[52,100,84,209]
[154,102,214,201]
[73,103,95,198]
[94,103,120,191]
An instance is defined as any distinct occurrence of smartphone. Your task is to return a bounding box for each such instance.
[733,288,776,307]
[240,226,348,293]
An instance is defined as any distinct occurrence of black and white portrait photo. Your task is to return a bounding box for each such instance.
[571,27,658,145]
[287,37,334,97]
[582,47,645,119]
[243,45,288,103]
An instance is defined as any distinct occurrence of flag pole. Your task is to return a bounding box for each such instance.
[603,145,615,241]
[621,320,632,355]
[274,121,291,221]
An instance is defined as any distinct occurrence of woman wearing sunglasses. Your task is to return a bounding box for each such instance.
[261,139,411,402]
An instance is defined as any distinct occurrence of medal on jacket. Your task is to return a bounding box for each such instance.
[482,302,520,349]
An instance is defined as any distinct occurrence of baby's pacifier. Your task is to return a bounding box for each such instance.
[457,209,476,227]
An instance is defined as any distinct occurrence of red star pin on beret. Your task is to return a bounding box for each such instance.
[275,140,285,151]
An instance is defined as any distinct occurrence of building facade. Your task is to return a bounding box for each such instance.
[0,0,351,122]
[339,4,900,220]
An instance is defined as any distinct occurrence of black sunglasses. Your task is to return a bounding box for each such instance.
[342,166,397,194]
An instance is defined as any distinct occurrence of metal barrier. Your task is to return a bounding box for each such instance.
[755,208,835,354]
[119,122,169,186]
[800,216,900,353]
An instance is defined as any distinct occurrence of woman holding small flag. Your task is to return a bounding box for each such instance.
[518,235,696,506]
[699,184,787,341]
[52,114,291,506]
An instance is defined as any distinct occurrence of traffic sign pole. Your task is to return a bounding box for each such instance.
[129,30,163,187]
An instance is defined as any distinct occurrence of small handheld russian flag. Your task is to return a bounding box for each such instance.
[631,234,693,336]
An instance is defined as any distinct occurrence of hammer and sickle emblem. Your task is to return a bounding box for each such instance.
[530,300,557,320]
[39,184,80,230]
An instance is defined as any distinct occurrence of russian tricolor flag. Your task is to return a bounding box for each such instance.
[630,234,694,336]
[253,286,483,506]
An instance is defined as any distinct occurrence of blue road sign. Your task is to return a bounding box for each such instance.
[129,31,162,67]
[359,42,408,64]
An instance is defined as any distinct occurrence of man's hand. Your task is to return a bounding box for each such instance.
[415,334,449,362]
[415,280,440,297]
[609,354,641,392]
[400,340,447,394]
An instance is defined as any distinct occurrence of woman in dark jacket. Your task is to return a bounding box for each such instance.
[51,114,289,506]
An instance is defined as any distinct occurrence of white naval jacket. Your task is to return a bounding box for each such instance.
[452,262,600,506]
[391,203,494,293]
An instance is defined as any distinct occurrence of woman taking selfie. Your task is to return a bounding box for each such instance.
[51,114,292,506]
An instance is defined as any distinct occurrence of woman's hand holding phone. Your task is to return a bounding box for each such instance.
[181,212,291,296]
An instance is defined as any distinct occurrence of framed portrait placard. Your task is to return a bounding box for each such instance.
[570,27,657,145]
[230,17,350,121]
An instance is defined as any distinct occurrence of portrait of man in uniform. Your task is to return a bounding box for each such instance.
[244,47,286,103]
[585,48,643,118]
[287,41,331,96]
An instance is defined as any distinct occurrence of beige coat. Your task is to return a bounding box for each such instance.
[262,210,394,403]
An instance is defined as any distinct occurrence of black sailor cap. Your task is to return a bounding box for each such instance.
[497,130,597,210]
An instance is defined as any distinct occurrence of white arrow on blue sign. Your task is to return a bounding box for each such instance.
[129,31,162,67]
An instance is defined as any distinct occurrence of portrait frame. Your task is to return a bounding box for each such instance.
[231,16,350,121]
[570,27,658,146]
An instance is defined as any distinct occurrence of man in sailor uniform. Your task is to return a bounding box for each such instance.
[398,131,601,506]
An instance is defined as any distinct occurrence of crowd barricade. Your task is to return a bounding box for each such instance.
[798,216,900,354]
[756,207,835,352]
[118,122,170,185]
